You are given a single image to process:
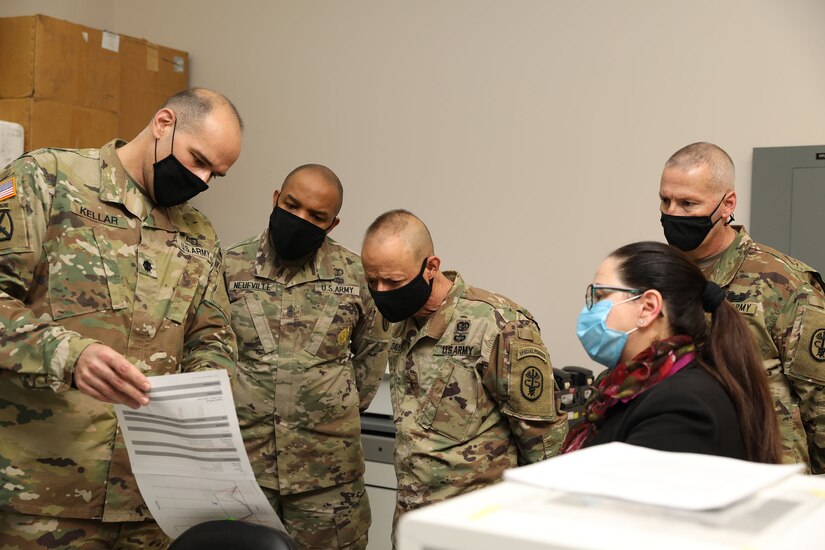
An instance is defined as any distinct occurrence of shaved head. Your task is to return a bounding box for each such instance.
[162,87,244,133]
[364,209,434,262]
[664,142,735,193]
[282,164,343,215]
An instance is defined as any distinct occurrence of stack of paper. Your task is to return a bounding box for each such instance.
[504,442,802,510]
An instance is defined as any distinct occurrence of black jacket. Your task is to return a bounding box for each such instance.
[589,362,747,460]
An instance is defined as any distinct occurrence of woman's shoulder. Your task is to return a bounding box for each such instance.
[636,362,731,411]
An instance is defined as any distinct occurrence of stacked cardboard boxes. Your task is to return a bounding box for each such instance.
[0,14,189,152]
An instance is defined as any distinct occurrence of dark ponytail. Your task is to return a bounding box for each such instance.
[705,300,782,463]
[611,241,782,463]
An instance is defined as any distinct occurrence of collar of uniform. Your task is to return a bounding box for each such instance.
[408,271,464,343]
[98,139,155,221]
[705,225,750,288]
[254,230,337,286]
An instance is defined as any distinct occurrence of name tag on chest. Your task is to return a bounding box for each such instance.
[71,202,127,228]
[437,344,480,356]
[230,280,275,292]
[315,282,358,295]
[176,235,212,260]
[732,302,759,316]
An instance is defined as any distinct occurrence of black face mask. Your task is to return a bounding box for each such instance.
[660,195,729,252]
[152,120,209,207]
[268,204,332,261]
[369,259,433,323]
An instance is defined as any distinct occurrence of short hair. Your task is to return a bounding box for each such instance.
[364,209,434,259]
[282,164,344,215]
[162,88,244,132]
[665,142,735,192]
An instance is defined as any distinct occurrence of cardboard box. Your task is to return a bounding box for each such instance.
[0,98,117,151]
[0,15,120,113]
[119,36,189,139]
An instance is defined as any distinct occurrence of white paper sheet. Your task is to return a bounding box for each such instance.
[503,442,802,511]
[115,370,284,538]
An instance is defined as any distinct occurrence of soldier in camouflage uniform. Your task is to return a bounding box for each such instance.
[0,89,243,549]
[659,142,825,473]
[360,210,567,542]
[225,165,391,549]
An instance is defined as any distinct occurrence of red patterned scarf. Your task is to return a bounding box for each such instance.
[562,335,696,453]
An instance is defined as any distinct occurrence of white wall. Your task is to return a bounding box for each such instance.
[3,1,825,370]
[0,0,114,30]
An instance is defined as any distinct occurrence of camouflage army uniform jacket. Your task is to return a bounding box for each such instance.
[225,232,390,495]
[389,272,567,516]
[702,226,825,473]
[0,140,237,521]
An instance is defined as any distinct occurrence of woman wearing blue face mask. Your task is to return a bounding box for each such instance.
[563,241,781,463]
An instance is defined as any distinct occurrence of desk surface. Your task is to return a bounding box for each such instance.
[399,474,825,550]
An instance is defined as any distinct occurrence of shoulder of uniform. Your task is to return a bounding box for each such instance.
[462,285,534,320]
[747,240,817,280]
[226,234,262,253]
[324,236,359,258]
[323,237,365,274]
[175,206,221,246]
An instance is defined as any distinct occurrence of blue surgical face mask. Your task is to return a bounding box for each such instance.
[576,295,642,369]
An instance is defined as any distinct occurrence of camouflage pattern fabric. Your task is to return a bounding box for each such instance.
[225,232,390,497]
[388,272,567,530]
[0,512,169,549]
[261,477,370,549]
[0,141,237,522]
[700,226,825,473]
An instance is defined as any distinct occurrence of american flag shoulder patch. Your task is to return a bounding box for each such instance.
[0,177,17,202]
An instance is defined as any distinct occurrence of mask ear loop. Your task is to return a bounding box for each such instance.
[713,193,735,227]
[154,115,178,163]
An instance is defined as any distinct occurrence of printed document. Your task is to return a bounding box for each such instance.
[114,369,284,538]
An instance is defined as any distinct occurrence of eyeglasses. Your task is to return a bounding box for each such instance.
[585,284,642,310]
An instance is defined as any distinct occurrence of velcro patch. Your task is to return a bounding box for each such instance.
[435,344,480,356]
[70,201,127,228]
[732,302,759,316]
[788,306,825,385]
[0,201,29,253]
[230,280,275,292]
[177,235,213,260]
[507,341,556,419]
[0,177,16,201]
[315,282,359,295]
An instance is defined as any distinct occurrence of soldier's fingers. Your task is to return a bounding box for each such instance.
[81,374,144,409]
[96,353,150,407]
[107,353,151,393]
[75,374,141,408]
[74,377,116,405]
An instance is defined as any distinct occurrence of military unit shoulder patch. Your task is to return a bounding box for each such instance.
[0,177,17,202]
[788,307,825,385]
[0,209,13,242]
